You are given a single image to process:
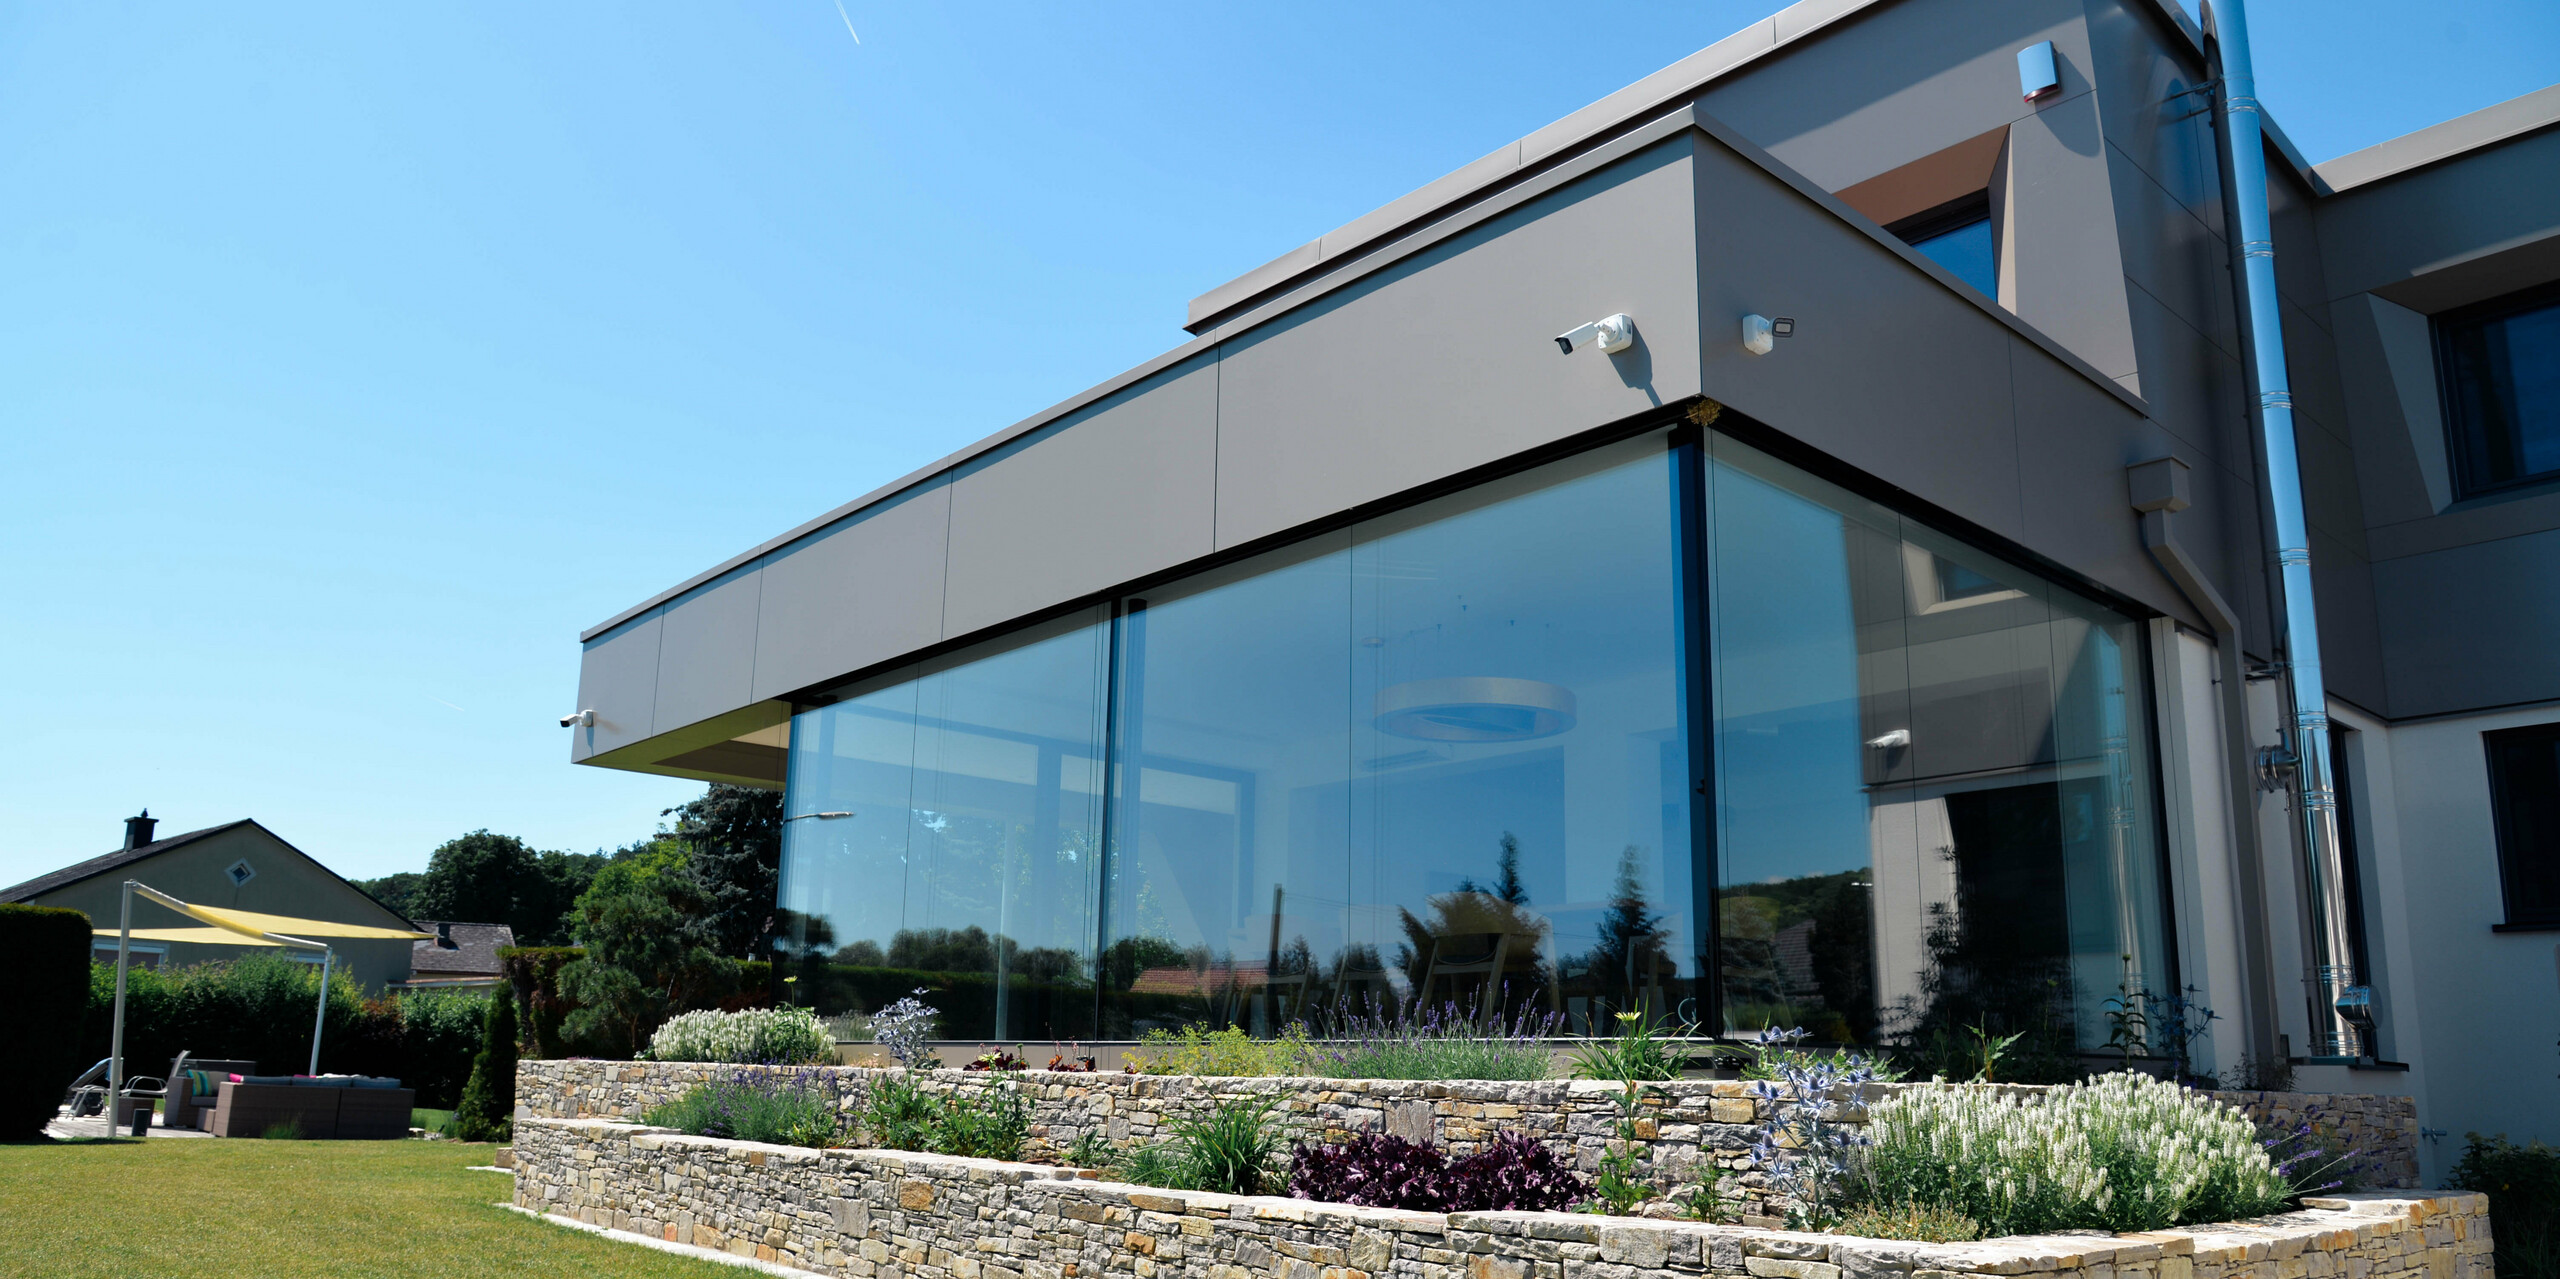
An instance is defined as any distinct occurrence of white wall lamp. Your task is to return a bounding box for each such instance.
[1554,313,1636,355]
[558,709,595,728]
[1742,313,1795,355]
[2018,41,2060,102]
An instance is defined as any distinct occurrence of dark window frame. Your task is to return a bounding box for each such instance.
[2484,721,2560,929]
[2434,278,2560,500]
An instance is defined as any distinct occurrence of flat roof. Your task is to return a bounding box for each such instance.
[2309,82,2560,195]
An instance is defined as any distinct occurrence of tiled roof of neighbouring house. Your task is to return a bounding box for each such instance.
[409,921,517,977]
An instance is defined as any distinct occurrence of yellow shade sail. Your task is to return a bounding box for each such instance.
[136,895,432,946]
[164,902,432,942]
[93,926,285,947]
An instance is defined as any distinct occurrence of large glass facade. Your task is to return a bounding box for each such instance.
[1703,435,2166,1051]
[775,425,2170,1051]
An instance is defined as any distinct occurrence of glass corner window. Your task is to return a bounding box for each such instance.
[2438,282,2560,498]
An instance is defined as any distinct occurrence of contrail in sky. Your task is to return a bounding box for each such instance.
[831,0,861,43]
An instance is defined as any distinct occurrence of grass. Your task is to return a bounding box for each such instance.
[0,1137,745,1279]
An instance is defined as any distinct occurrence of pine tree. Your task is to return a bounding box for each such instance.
[453,991,518,1143]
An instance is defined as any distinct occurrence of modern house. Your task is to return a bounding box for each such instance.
[563,0,2560,1179]
[2,813,423,991]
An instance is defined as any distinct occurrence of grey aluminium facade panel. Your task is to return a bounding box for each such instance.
[2374,528,2560,717]
[572,608,663,762]
[651,564,763,738]
[751,479,952,703]
[942,354,1217,638]
[1212,136,1703,550]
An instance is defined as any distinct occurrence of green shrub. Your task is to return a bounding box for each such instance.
[1165,1096,1282,1196]
[451,992,516,1142]
[934,1077,1030,1160]
[1569,1011,1692,1083]
[1856,1073,2291,1235]
[1127,1024,1311,1077]
[1111,1142,1197,1190]
[645,1069,843,1148]
[392,990,493,1108]
[1,905,92,1140]
[855,1073,940,1152]
[2450,1133,2560,1279]
[497,946,585,1058]
[645,1007,832,1064]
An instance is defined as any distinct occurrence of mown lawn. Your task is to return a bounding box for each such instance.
[0,1135,745,1279]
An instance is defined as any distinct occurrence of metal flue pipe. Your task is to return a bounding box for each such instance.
[2204,0,2373,1059]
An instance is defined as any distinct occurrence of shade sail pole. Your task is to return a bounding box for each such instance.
[308,947,335,1075]
[110,880,134,1134]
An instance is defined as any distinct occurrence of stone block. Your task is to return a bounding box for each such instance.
[1599,1227,1669,1269]
[901,1180,937,1210]
[1746,1259,1844,1279]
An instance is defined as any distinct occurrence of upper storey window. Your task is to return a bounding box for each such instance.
[2438,281,2560,498]
[2486,722,2560,929]
[1889,192,1997,300]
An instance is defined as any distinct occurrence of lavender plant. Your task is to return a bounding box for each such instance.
[1308,993,1561,1081]
[869,989,940,1069]
[644,1068,844,1149]
[1746,1027,1881,1229]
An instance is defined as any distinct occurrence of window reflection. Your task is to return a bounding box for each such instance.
[775,612,1109,1042]
[1705,436,2166,1053]
[1101,439,1690,1036]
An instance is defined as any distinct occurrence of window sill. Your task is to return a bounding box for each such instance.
[2491,921,2560,933]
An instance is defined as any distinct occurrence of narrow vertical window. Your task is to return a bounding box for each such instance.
[2485,722,2560,928]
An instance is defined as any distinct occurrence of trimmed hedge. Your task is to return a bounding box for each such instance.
[2,905,93,1139]
[79,953,490,1108]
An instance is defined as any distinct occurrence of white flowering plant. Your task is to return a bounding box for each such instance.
[645,1006,836,1065]
[1855,1071,2293,1235]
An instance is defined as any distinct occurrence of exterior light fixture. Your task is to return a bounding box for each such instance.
[1555,313,1636,354]
[2018,41,2060,102]
[558,709,595,728]
[1865,729,1912,749]
[1742,314,1795,355]
[1375,677,1578,742]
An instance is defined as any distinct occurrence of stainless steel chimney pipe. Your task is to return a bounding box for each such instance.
[2204,0,2373,1059]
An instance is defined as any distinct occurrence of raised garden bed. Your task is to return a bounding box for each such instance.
[516,1060,2424,1209]
[513,1115,2486,1279]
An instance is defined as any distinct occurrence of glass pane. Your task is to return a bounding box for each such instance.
[1910,218,1997,298]
[777,611,1109,1042]
[1351,440,1689,1035]
[2487,725,2560,925]
[2447,293,2560,493]
[1101,538,1353,1038]
[1705,434,2167,1054]
[1101,438,1689,1037]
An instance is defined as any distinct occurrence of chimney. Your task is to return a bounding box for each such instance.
[436,922,457,949]
[123,810,157,850]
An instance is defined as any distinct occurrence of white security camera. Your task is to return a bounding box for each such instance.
[1555,313,1636,355]
[559,709,595,728]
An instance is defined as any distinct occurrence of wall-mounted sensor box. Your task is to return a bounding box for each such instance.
[2018,41,2060,102]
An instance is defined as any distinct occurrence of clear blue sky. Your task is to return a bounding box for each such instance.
[4,1,2553,890]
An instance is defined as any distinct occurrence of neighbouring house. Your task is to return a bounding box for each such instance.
[399,920,516,990]
[560,0,2560,1180]
[0,813,421,991]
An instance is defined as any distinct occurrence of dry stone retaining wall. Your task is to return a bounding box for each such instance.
[512,1115,2484,1279]
[515,1061,2422,1197]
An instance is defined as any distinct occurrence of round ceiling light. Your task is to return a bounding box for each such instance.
[1374,677,1577,743]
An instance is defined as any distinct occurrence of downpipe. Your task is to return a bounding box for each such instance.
[2203,0,2375,1060]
